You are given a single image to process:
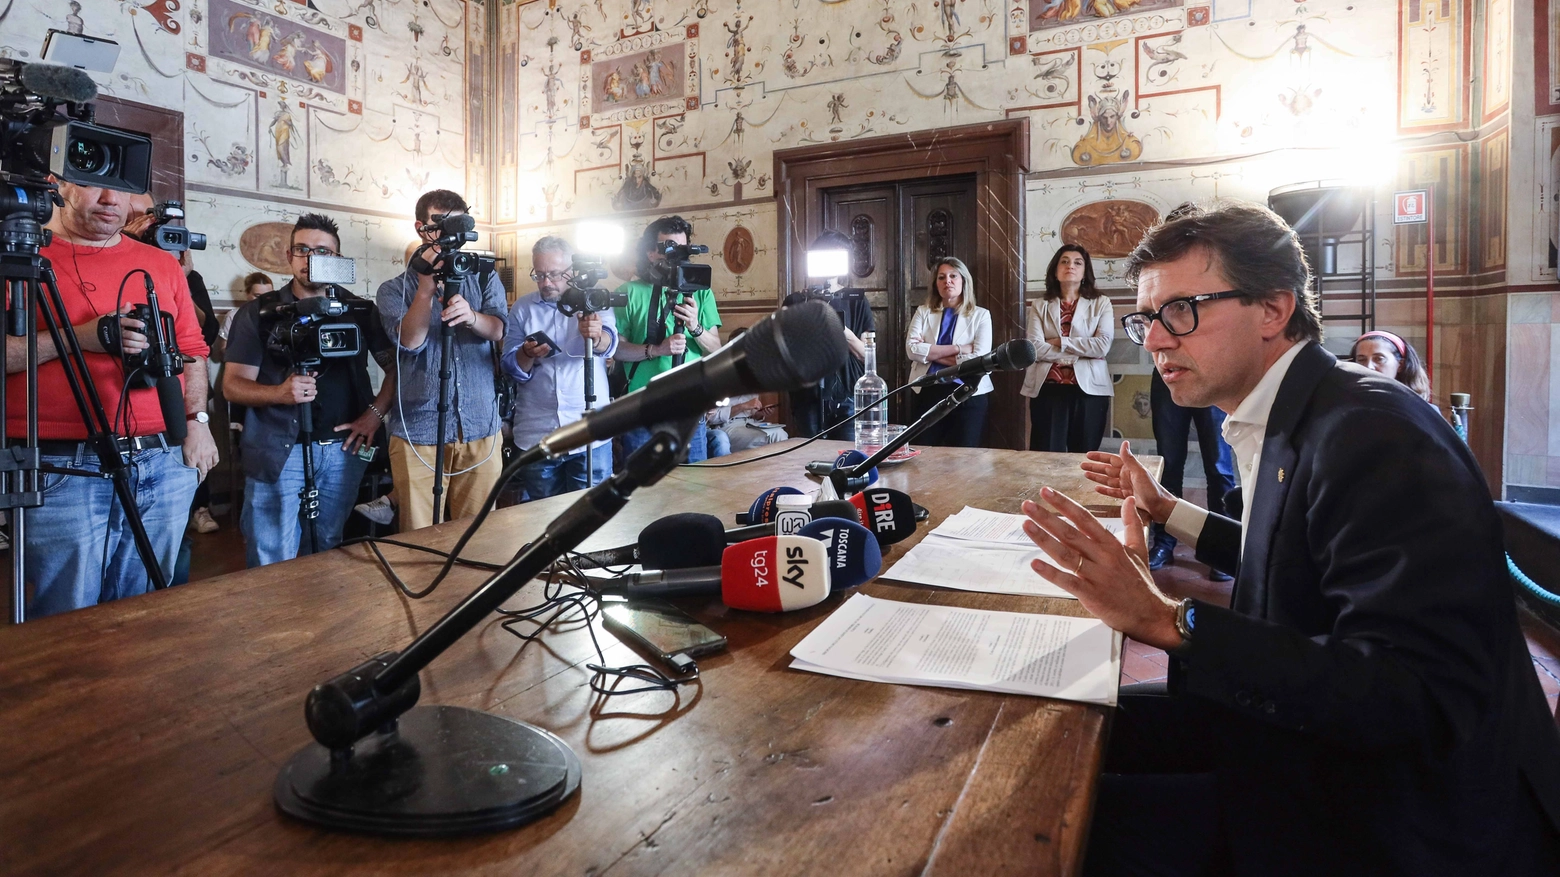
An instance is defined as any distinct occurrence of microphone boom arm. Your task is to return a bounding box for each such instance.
[830,380,978,496]
[303,419,696,752]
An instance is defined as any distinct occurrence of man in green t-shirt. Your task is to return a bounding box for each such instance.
[612,215,723,462]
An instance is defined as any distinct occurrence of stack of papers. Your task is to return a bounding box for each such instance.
[879,506,1128,598]
[790,593,1121,705]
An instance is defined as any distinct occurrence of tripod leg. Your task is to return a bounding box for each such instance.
[33,271,169,591]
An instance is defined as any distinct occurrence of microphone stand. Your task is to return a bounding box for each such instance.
[430,273,463,526]
[274,418,696,836]
[828,377,979,497]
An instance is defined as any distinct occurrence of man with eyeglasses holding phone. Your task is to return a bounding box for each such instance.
[376,189,508,530]
[500,235,617,499]
[1015,202,1560,875]
[224,214,395,566]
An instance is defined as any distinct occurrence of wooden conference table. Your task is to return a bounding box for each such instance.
[0,441,1157,876]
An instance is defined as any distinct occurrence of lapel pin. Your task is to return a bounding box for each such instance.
[1277,468,1285,483]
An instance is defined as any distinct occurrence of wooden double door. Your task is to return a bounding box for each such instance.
[821,175,977,426]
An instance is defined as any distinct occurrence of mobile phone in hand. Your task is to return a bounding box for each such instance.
[524,330,561,357]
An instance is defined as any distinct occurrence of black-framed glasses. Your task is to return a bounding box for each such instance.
[529,269,572,282]
[290,244,338,258]
[1120,290,1245,345]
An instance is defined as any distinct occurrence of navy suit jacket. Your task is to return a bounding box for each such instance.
[1171,342,1560,874]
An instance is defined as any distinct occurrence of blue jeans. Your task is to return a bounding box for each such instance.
[241,441,368,568]
[25,443,199,619]
[1150,371,1237,550]
[619,419,709,467]
[521,447,613,500]
[706,426,731,459]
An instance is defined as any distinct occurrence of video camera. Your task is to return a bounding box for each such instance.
[0,59,151,206]
[647,241,713,293]
[259,292,363,368]
[411,212,494,281]
[142,201,205,254]
[557,255,628,316]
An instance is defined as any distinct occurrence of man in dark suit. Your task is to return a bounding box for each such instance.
[1020,201,1560,875]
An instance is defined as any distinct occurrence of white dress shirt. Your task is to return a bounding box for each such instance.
[1164,341,1305,558]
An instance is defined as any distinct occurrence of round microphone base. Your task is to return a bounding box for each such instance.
[274,705,581,837]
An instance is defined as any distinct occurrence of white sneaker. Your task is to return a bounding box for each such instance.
[191,507,219,534]
[355,494,395,525]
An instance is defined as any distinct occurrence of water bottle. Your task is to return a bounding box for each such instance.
[1449,393,1472,444]
[854,332,887,454]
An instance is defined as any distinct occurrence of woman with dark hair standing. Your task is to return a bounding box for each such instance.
[1021,245,1114,452]
[1351,330,1432,401]
[905,257,992,447]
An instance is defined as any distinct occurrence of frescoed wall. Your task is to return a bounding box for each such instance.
[0,0,474,304]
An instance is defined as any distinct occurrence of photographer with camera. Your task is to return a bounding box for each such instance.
[501,236,618,498]
[223,214,394,567]
[4,180,218,617]
[611,215,722,462]
[783,230,874,439]
[376,189,507,531]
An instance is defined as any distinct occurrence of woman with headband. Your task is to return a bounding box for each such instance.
[1350,330,1431,402]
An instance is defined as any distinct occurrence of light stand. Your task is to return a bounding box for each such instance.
[274,419,695,835]
[1,194,168,624]
[429,273,463,526]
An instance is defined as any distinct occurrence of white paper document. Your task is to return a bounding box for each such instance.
[790,593,1121,705]
[934,506,1126,547]
[880,534,1078,598]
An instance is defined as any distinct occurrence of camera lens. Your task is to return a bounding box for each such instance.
[66,138,114,176]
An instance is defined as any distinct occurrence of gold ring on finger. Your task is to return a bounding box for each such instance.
[1073,555,1084,576]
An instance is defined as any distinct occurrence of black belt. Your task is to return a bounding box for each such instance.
[26,433,175,457]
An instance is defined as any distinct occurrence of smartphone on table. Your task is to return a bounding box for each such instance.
[602,599,727,674]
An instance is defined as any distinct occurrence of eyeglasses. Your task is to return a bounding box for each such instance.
[1120,290,1245,345]
[529,269,572,282]
[290,244,338,258]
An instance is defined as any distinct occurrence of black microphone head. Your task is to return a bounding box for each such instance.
[847,487,918,546]
[997,339,1038,371]
[742,300,849,392]
[810,499,862,524]
[637,513,726,570]
[19,62,98,104]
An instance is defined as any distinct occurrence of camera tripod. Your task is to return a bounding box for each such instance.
[430,272,465,526]
[0,206,169,624]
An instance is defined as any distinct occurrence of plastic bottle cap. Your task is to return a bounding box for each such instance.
[776,494,812,511]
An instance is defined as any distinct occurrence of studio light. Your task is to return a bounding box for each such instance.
[576,220,625,256]
[806,248,849,279]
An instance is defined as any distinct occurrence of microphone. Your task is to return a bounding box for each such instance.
[574,512,727,570]
[156,376,187,442]
[18,62,98,103]
[911,339,1037,387]
[538,300,848,457]
[844,487,918,546]
[725,498,861,541]
[596,535,834,612]
[798,518,881,588]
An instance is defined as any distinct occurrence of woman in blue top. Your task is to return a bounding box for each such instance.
[905,256,993,447]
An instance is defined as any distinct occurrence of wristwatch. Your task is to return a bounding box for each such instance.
[1174,598,1196,644]
[186,411,210,424]
[687,325,704,338]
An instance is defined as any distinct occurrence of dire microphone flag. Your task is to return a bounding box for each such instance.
[845,487,918,546]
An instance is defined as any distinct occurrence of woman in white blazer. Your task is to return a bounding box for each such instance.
[905,256,992,447]
[1020,245,1114,452]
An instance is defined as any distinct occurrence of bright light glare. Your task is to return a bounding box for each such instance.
[576,221,625,256]
[807,248,849,278]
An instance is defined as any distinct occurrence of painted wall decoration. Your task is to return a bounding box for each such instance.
[589,43,684,116]
[210,0,347,93]
[1397,0,1470,133]
[1480,0,1510,123]
[1481,127,1508,271]
[0,0,470,305]
[1030,0,1185,33]
[1061,200,1160,257]
[1538,0,1560,115]
[1395,145,1468,276]
[723,226,755,275]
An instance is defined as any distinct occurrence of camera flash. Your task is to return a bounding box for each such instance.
[806,248,849,279]
[577,221,625,256]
